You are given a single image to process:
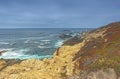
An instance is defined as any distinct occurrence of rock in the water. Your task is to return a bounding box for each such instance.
[0,49,8,55]
[59,33,72,39]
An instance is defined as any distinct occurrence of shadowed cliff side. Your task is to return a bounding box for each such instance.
[0,22,120,79]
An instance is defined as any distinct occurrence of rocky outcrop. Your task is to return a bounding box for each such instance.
[59,34,72,39]
[0,60,6,70]
[0,50,8,55]
[0,22,120,79]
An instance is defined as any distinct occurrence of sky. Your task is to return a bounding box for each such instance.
[0,0,120,28]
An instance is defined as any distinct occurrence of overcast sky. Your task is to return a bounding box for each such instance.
[0,0,120,28]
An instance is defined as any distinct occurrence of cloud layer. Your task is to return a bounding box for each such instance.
[0,0,120,28]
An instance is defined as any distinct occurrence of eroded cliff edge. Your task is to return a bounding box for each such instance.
[0,22,120,79]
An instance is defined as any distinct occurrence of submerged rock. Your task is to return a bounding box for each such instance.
[59,33,72,39]
[0,49,8,55]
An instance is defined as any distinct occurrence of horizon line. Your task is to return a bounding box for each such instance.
[0,27,96,29]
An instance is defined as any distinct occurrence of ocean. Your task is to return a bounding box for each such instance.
[0,28,92,60]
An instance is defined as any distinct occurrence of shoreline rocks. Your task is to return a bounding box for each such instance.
[0,49,8,55]
[59,33,72,39]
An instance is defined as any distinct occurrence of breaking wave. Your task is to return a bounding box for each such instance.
[54,40,64,47]
[0,48,52,60]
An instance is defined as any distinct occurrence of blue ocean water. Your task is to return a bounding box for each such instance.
[0,28,92,59]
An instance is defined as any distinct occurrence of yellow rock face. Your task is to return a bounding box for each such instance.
[0,60,6,70]
[0,41,85,79]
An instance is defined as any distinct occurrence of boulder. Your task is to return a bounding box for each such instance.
[0,49,8,55]
[59,34,72,39]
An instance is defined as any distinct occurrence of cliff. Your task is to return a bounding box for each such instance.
[0,22,120,79]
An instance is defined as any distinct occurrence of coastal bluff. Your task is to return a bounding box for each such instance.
[0,22,120,79]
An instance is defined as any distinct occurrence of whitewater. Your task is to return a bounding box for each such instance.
[0,28,90,59]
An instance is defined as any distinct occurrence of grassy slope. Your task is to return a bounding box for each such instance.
[74,22,120,75]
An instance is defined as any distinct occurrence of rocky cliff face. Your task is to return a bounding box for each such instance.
[0,22,120,79]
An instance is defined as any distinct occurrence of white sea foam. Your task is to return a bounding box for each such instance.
[38,45,50,49]
[39,43,45,45]
[1,49,28,57]
[0,48,28,59]
[0,48,52,60]
[24,40,30,43]
[0,42,9,45]
[41,40,50,42]
[41,40,51,44]
[0,54,52,60]
[54,40,64,47]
